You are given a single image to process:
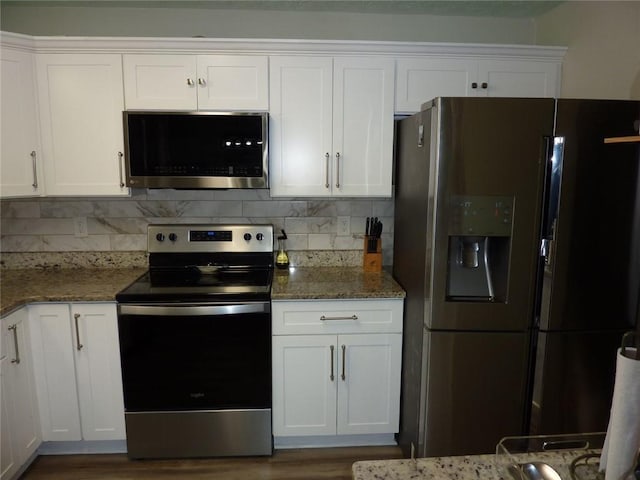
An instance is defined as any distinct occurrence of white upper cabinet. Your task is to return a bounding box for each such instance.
[396,56,561,113]
[1,47,43,198]
[269,55,394,197]
[395,57,476,113]
[36,53,129,196]
[477,59,560,98]
[123,54,269,110]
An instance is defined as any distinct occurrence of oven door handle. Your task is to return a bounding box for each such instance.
[118,303,270,316]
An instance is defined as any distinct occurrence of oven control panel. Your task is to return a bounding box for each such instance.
[148,224,273,253]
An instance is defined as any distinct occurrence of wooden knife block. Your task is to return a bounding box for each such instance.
[363,236,382,273]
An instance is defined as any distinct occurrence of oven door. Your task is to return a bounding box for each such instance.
[117,302,271,412]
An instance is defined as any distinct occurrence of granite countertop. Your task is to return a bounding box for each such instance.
[271,267,406,300]
[0,268,147,316]
[1,265,405,316]
[353,450,602,480]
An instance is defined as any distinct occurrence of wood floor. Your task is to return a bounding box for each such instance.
[20,446,404,480]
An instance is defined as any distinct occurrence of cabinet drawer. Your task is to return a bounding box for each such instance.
[272,299,403,335]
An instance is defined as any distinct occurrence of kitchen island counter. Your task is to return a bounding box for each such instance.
[353,450,601,479]
[0,267,146,316]
[271,267,405,300]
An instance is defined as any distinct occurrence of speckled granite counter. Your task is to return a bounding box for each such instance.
[353,450,602,480]
[0,268,146,316]
[1,266,404,315]
[271,267,405,300]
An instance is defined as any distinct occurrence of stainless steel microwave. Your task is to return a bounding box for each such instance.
[123,111,268,189]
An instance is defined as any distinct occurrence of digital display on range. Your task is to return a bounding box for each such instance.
[189,230,233,242]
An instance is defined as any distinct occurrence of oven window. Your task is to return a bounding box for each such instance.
[118,310,270,411]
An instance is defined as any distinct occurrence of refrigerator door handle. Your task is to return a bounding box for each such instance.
[540,238,550,264]
[541,137,565,241]
[540,219,557,267]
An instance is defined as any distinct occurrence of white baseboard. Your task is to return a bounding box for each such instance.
[274,434,397,449]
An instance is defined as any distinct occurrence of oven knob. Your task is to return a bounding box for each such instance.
[244,233,252,241]
[256,233,264,241]
[156,233,165,242]
[169,233,177,242]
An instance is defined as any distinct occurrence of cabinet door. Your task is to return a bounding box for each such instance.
[1,48,43,197]
[72,303,125,441]
[337,333,401,435]
[123,54,197,109]
[272,335,337,436]
[29,303,82,441]
[196,55,268,110]
[36,53,129,196]
[0,356,18,480]
[1,308,41,478]
[395,57,476,114]
[333,57,395,197]
[3,311,40,463]
[478,59,560,98]
[269,56,334,197]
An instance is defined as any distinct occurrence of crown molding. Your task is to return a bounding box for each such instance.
[1,30,566,60]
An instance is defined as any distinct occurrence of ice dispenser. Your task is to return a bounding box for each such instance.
[446,195,513,302]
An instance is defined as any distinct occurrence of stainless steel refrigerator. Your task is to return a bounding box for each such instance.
[392,97,640,457]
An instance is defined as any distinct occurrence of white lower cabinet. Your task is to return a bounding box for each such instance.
[29,303,125,442]
[1,307,40,480]
[272,299,403,445]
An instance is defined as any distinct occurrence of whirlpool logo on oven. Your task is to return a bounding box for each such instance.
[190,392,205,399]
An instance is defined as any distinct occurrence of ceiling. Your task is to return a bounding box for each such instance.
[2,1,565,18]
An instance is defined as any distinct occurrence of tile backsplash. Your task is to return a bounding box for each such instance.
[0,188,395,265]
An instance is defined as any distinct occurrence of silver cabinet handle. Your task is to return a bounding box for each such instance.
[8,324,20,364]
[118,151,125,188]
[187,78,195,86]
[30,150,38,188]
[330,345,335,381]
[320,315,358,321]
[198,78,206,86]
[74,313,83,351]
[325,152,330,189]
[335,152,341,189]
[341,344,346,381]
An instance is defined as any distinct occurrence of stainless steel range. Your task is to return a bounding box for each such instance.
[116,224,274,459]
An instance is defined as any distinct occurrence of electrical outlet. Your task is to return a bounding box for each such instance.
[74,217,88,237]
[337,216,350,236]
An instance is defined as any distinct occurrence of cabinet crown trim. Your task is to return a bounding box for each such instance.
[1,30,566,59]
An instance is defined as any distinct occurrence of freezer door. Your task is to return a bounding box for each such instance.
[429,97,555,331]
[541,99,640,331]
[531,330,622,435]
[421,330,530,457]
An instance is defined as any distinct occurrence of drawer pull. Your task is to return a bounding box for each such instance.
[74,313,84,351]
[320,315,358,321]
[330,345,335,381]
[341,345,346,381]
[8,324,20,364]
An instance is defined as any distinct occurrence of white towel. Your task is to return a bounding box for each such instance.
[600,347,640,480]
